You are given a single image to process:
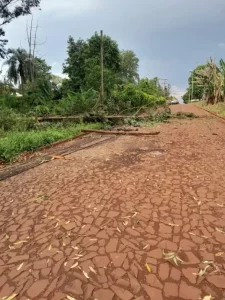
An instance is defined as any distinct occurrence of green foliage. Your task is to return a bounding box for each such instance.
[188,65,206,100]
[0,122,102,162]
[63,32,121,94]
[52,90,99,115]
[0,108,35,132]
[34,105,51,116]
[87,32,120,72]
[0,0,41,59]
[109,84,165,114]
[138,78,159,95]
[120,50,139,83]
[182,90,189,104]
[63,37,87,92]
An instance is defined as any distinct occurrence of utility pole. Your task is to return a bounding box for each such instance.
[191,72,194,100]
[100,30,104,106]
[189,70,194,102]
[159,78,168,96]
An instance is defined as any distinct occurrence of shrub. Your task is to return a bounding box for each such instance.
[109,84,165,114]
[34,105,51,116]
[0,108,35,132]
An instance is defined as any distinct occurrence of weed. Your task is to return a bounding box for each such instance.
[0,123,102,162]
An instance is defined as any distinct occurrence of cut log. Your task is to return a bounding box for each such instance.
[81,129,160,136]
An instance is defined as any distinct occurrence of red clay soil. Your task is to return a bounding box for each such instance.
[1,104,225,299]
[170,103,211,116]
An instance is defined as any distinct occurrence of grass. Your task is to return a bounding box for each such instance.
[0,123,102,162]
[197,101,225,117]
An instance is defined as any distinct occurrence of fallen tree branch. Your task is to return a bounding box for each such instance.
[81,129,160,136]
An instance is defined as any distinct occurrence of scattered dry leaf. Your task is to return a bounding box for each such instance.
[143,244,149,250]
[193,265,210,277]
[67,296,77,300]
[216,227,225,234]
[202,295,214,300]
[89,266,97,274]
[72,246,79,250]
[4,294,17,300]
[145,263,151,272]
[51,155,66,160]
[48,245,52,251]
[83,271,90,278]
[117,227,121,233]
[70,262,78,269]
[203,261,214,265]
[132,212,138,218]
[215,252,224,257]
[14,241,27,245]
[54,222,59,228]
[163,250,184,266]
[17,262,24,271]
[168,223,179,227]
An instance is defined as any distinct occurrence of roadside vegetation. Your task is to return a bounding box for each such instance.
[0,123,102,162]
[183,58,225,105]
[0,1,172,163]
[197,101,225,117]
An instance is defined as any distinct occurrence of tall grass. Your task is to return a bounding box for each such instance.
[0,123,102,162]
[198,101,225,117]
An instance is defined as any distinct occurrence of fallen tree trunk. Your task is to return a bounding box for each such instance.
[81,129,160,136]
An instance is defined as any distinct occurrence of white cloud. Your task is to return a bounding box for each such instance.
[218,43,225,48]
[52,72,68,79]
[170,85,185,103]
[41,0,98,16]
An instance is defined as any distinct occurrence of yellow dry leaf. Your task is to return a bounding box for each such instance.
[215,252,224,257]
[66,296,76,300]
[17,262,24,271]
[51,155,66,160]
[14,241,27,245]
[168,223,179,227]
[5,294,17,300]
[145,263,151,273]
[216,227,225,234]
[202,295,214,300]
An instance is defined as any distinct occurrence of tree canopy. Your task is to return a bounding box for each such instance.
[0,0,41,58]
[120,50,139,84]
[183,59,225,104]
[63,32,121,94]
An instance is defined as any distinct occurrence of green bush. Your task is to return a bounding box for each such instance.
[109,84,165,114]
[53,90,98,115]
[34,105,51,116]
[0,108,36,132]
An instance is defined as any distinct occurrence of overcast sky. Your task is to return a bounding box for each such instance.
[3,0,225,100]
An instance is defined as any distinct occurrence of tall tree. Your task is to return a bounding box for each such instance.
[120,50,139,83]
[86,32,120,73]
[63,36,87,92]
[63,32,121,94]
[0,0,41,58]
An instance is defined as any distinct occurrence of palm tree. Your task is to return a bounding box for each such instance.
[3,48,29,94]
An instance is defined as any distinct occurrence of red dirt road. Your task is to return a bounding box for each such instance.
[1,105,225,299]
